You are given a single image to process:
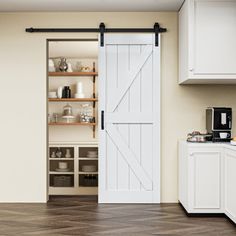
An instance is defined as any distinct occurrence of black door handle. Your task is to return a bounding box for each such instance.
[101,110,104,130]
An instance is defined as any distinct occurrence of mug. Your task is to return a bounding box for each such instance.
[219,132,230,139]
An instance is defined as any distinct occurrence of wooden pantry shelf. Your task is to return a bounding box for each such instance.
[48,98,98,102]
[49,122,96,126]
[48,72,98,77]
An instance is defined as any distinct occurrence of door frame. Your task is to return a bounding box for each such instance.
[46,38,99,201]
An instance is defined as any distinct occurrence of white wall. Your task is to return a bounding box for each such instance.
[1,12,236,203]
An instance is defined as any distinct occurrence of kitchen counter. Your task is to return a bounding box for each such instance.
[180,140,236,151]
[183,140,236,150]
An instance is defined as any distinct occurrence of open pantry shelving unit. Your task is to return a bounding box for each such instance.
[48,142,98,195]
[48,62,98,138]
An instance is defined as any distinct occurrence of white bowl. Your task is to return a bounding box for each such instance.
[58,162,68,169]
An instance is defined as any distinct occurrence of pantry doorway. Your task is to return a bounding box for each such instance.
[47,39,99,198]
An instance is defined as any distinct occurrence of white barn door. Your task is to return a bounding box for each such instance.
[99,34,160,203]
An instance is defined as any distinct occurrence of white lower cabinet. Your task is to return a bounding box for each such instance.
[179,141,236,223]
[179,142,223,213]
[224,149,236,223]
[190,149,222,211]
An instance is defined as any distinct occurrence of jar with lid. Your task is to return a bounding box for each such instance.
[62,103,75,123]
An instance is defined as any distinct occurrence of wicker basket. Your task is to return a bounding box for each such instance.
[53,175,72,187]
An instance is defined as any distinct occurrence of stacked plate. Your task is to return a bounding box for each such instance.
[82,165,97,172]
[48,91,57,98]
[87,151,98,158]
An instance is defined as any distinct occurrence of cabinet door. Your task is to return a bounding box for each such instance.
[190,0,236,76]
[225,149,236,223]
[189,148,222,210]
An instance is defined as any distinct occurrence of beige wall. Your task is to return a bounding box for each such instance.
[0,12,235,202]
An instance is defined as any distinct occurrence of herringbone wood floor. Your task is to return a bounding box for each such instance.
[0,196,235,235]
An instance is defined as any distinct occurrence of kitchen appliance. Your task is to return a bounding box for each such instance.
[206,107,232,142]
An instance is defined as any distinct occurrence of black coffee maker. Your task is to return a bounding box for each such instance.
[206,107,232,142]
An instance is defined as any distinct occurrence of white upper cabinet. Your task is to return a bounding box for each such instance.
[179,0,236,84]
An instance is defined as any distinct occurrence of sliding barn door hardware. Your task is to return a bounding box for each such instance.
[99,23,105,47]
[26,22,167,47]
[101,111,104,130]
[154,23,165,47]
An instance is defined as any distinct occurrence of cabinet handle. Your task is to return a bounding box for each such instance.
[101,110,104,130]
[189,68,194,72]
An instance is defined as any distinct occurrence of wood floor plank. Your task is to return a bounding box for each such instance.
[0,196,234,235]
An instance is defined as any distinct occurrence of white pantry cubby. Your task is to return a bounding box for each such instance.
[48,142,98,195]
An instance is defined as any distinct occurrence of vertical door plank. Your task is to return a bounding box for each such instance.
[106,45,118,190]
[152,36,161,201]
[98,38,106,200]
[117,45,130,190]
[129,45,142,190]
[141,46,153,189]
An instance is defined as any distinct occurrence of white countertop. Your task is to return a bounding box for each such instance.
[180,140,236,151]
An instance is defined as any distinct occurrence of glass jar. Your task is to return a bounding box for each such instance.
[52,113,59,123]
[62,103,73,117]
[80,104,93,123]
[62,103,75,123]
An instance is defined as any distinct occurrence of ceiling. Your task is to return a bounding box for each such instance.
[0,0,184,12]
[49,41,98,58]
